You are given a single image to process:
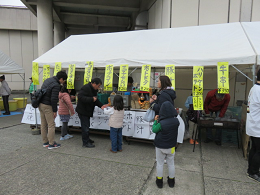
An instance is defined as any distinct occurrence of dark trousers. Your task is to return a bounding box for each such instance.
[2,95,10,113]
[78,114,90,145]
[248,136,260,175]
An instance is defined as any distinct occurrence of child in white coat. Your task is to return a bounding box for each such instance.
[104,95,124,153]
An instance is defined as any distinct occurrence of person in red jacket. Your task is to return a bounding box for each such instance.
[204,89,230,145]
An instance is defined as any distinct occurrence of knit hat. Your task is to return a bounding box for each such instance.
[257,69,260,81]
[0,75,5,80]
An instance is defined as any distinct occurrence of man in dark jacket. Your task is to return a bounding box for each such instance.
[204,89,230,145]
[76,78,107,148]
[39,71,67,149]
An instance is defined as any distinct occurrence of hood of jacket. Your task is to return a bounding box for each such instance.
[159,101,178,120]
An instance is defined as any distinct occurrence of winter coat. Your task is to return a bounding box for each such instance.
[152,88,176,115]
[40,76,60,112]
[204,89,230,118]
[246,83,260,137]
[76,82,103,117]
[58,92,75,116]
[104,107,125,128]
[154,101,179,149]
[0,80,11,96]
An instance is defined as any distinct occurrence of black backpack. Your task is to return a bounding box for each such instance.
[31,88,47,108]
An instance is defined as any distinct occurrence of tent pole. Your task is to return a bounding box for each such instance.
[23,73,25,113]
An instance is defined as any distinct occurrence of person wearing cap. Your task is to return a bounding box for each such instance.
[0,75,11,115]
[246,69,260,183]
[29,77,37,100]
[203,89,230,145]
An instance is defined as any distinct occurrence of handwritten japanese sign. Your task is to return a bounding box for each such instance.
[32,62,39,85]
[67,64,76,89]
[118,64,129,91]
[140,64,151,92]
[217,62,229,94]
[54,62,62,76]
[104,64,113,91]
[84,61,94,85]
[193,66,204,110]
[42,65,50,83]
[165,65,175,89]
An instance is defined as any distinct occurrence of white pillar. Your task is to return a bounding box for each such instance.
[37,0,53,56]
[54,21,65,46]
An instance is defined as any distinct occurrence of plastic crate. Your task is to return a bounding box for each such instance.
[97,93,109,104]
[225,106,242,120]
[222,129,238,144]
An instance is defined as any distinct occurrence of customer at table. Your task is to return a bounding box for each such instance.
[150,75,176,115]
[127,76,134,92]
[246,69,260,183]
[204,89,230,145]
[76,78,107,148]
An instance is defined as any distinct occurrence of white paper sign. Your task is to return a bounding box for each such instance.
[133,112,151,139]
[122,111,135,136]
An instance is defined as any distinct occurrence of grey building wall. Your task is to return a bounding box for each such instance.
[0,7,38,90]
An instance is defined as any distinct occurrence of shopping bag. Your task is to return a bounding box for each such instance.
[143,104,155,122]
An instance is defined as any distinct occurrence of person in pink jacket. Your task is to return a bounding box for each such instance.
[58,83,75,140]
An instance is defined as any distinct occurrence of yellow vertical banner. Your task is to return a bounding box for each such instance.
[42,65,50,83]
[104,64,113,91]
[165,65,175,89]
[217,62,229,94]
[32,62,39,85]
[140,64,151,92]
[54,62,62,76]
[192,66,204,110]
[118,64,129,91]
[84,61,94,85]
[67,64,76,89]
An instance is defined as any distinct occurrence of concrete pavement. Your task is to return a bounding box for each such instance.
[0,114,260,195]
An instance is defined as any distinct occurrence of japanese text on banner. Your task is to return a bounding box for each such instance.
[165,65,175,89]
[53,62,62,76]
[217,62,229,94]
[32,62,39,85]
[67,64,76,89]
[140,65,151,92]
[104,65,113,91]
[193,96,204,111]
[84,61,94,85]
[193,66,204,110]
[42,65,50,83]
[118,64,129,91]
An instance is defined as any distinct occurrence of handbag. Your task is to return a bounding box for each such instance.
[186,104,201,123]
[143,104,155,122]
[61,98,72,116]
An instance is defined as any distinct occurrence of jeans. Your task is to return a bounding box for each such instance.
[248,136,260,175]
[78,114,90,145]
[110,127,122,152]
[206,111,222,141]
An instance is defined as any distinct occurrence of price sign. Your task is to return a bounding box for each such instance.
[217,62,229,94]
[118,64,129,91]
[32,62,39,85]
[54,62,62,76]
[67,64,76,89]
[140,64,151,92]
[84,61,94,85]
[165,65,175,89]
[104,64,113,91]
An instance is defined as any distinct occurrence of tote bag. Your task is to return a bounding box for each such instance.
[143,104,155,122]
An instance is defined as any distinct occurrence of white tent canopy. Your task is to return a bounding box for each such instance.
[33,22,256,68]
[242,21,260,65]
[0,50,25,74]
